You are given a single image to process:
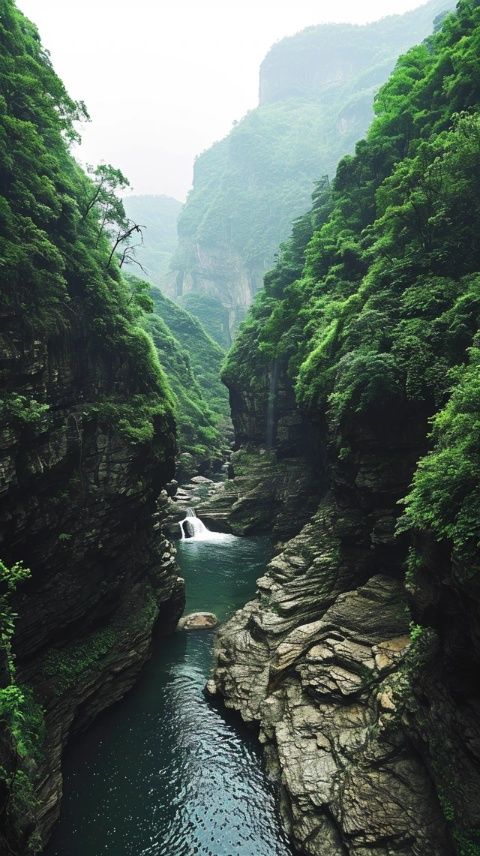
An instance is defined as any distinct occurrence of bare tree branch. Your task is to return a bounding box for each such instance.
[105,222,145,270]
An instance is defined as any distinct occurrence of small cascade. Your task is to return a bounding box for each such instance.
[179,508,210,540]
[178,508,234,543]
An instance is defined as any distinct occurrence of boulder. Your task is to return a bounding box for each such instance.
[177,612,218,631]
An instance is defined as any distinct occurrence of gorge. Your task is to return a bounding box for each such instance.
[1,1,480,855]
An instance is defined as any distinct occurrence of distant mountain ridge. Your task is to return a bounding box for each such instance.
[163,0,454,345]
[259,1,452,104]
[123,194,182,287]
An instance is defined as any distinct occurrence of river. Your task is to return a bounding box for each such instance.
[44,529,293,856]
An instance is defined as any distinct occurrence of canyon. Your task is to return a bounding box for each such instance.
[2,1,480,855]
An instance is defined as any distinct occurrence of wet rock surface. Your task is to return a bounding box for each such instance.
[208,350,465,854]
[0,321,185,851]
[177,611,218,631]
[193,448,321,540]
[211,545,451,855]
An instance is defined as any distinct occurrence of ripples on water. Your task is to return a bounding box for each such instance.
[45,535,293,856]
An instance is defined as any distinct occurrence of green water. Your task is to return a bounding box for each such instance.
[44,533,293,856]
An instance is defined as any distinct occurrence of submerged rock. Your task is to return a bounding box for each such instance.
[178,612,218,631]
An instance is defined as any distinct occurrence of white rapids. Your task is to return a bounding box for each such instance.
[179,508,234,543]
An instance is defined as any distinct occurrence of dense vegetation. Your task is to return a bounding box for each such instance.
[0,1,175,433]
[149,286,229,421]
[225,3,480,846]
[171,0,453,331]
[125,277,229,468]
[0,3,178,845]
[123,194,182,287]
[259,1,453,104]
[178,293,232,349]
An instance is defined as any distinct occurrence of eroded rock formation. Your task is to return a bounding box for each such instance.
[0,6,185,850]
[207,331,477,853]
[0,304,185,854]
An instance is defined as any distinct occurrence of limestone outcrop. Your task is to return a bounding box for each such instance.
[209,527,452,855]
[206,242,477,852]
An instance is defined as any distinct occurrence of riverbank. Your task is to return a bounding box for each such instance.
[44,531,293,856]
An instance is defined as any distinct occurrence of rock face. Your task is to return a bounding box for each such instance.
[0,6,185,851]
[0,311,185,853]
[207,296,469,852]
[209,341,480,851]
[165,0,453,344]
[212,575,450,855]
[206,1,480,847]
[209,505,453,854]
[196,447,321,540]
[165,245,258,346]
[196,356,324,539]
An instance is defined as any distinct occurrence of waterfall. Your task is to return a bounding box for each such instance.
[179,508,212,541]
[178,508,234,543]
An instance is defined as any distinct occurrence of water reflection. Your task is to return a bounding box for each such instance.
[44,536,293,856]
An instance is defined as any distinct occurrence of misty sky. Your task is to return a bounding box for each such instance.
[18,0,429,201]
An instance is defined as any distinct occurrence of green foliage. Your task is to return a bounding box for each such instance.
[83,163,130,230]
[0,558,30,660]
[453,830,480,856]
[0,394,49,427]
[402,345,480,574]
[0,4,179,851]
[431,752,480,856]
[149,286,229,419]
[227,1,480,603]
[0,558,45,849]
[40,589,158,697]
[0,559,43,757]
[90,392,173,451]
[0,0,175,461]
[173,0,453,325]
[409,623,424,643]
[144,287,226,462]
[40,626,118,695]
[179,293,232,350]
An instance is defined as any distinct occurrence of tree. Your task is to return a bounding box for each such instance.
[83,163,146,272]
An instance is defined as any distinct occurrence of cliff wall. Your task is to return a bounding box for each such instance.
[0,6,184,852]
[208,3,480,853]
[165,0,453,344]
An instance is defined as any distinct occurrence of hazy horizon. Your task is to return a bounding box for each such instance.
[18,0,437,201]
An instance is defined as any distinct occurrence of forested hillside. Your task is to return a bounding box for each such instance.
[139,281,229,474]
[3,0,480,853]
[149,287,228,419]
[166,0,453,344]
[0,4,184,852]
[212,2,480,852]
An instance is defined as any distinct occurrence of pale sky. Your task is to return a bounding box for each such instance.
[18,0,430,200]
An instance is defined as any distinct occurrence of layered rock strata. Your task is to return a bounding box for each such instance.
[209,519,452,855]
[207,351,465,852]
[0,320,185,853]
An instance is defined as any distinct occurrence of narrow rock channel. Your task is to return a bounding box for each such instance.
[43,531,293,856]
